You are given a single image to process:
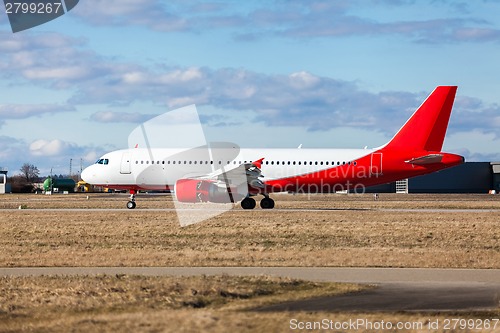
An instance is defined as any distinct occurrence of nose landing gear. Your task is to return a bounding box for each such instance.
[127,190,136,209]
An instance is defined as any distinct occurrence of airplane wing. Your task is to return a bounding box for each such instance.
[405,154,443,165]
[211,158,266,190]
[175,158,266,203]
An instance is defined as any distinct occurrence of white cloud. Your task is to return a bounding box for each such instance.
[90,111,158,123]
[22,66,90,80]
[0,29,497,140]
[72,0,189,32]
[0,104,75,119]
[0,136,108,176]
[57,1,500,43]
[30,139,70,156]
[0,31,118,89]
[0,29,497,144]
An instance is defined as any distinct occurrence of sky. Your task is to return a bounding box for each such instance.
[1,0,500,176]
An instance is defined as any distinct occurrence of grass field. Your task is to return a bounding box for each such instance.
[1,274,498,333]
[1,193,499,332]
[0,193,499,268]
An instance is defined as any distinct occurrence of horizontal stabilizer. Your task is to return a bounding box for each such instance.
[405,154,443,165]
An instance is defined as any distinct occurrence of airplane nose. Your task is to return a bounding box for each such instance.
[81,166,93,183]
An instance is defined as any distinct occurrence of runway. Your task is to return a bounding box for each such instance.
[3,267,500,283]
[5,207,500,213]
[2,267,499,312]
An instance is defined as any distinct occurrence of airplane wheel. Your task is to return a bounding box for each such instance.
[241,197,256,210]
[126,201,136,209]
[260,197,275,209]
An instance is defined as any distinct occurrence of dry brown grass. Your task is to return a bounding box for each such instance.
[0,275,362,333]
[1,194,500,332]
[2,192,500,210]
[0,193,499,268]
[1,275,498,333]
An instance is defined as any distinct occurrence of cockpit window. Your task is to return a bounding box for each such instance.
[95,158,109,165]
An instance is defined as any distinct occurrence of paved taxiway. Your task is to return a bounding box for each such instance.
[2,267,500,283]
[2,267,499,312]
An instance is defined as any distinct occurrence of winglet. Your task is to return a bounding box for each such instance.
[385,86,457,152]
[252,158,265,169]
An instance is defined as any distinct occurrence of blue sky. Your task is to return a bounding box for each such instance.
[1,0,500,176]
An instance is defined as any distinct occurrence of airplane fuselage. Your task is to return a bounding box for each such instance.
[82,146,463,193]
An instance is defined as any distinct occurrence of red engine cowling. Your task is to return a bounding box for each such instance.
[175,179,245,203]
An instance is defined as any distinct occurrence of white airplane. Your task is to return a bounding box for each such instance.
[82,86,464,209]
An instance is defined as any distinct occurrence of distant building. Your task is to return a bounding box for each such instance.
[491,162,500,193]
[0,168,8,194]
[360,162,496,194]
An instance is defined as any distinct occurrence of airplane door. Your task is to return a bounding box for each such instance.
[120,152,131,174]
[370,153,383,176]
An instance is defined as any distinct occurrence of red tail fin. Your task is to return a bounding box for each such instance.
[385,86,457,152]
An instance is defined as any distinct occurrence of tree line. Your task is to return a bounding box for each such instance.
[7,163,79,193]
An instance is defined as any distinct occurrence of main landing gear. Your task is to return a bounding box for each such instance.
[125,190,274,210]
[127,190,136,209]
[240,195,275,210]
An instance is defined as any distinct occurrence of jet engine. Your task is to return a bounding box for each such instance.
[175,178,245,203]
